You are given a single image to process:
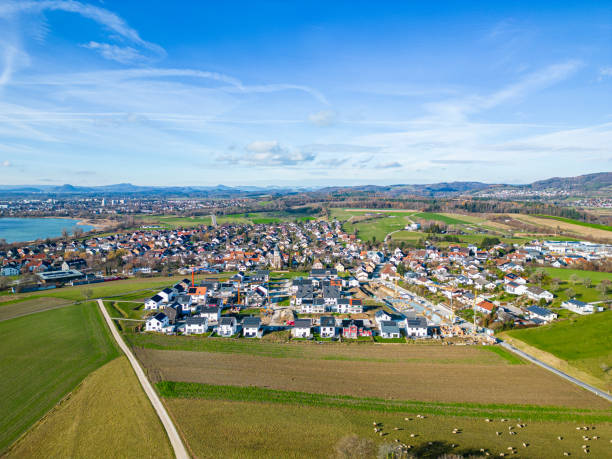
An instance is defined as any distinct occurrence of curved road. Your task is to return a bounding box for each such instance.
[97,299,190,458]
[499,340,612,403]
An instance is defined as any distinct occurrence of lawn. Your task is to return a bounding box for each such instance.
[159,384,612,459]
[6,357,172,458]
[0,302,120,453]
[505,311,612,390]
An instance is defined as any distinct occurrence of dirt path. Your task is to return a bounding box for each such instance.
[97,299,189,459]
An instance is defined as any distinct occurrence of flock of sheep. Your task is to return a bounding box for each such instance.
[368,416,609,457]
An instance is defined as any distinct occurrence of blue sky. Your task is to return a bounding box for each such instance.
[0,0,610,186]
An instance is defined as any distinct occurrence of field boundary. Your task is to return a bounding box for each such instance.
[97,299,189,459]
[157,381,612,422]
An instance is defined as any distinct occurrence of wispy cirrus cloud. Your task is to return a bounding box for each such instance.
[80,41,145,64]
[0,0,166,61]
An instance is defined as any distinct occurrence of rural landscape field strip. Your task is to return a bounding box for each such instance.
[164,397,612,459]
[135,347,609,408]
[0,302,119,453]
[537,215,612,232]
[157,381,612,423]
[0,297,75,321]
[6,357,173,458]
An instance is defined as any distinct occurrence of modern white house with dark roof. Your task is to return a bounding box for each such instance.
[380,320,401,339]
[292,318,312,338]
[184,316,208,334]
[242,317,262,338]
[144,294,164,310]
[319,316,336,338]
[217,316,238,337]
[526,305,557,322]
[145,312,171,333]
[561,298,595,315]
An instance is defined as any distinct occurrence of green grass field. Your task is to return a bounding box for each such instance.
[6,357,172,458]
[541,267,612,284]
[537,215,612,232]
[343,216,411,242]
[158,383,612,458]
[412,212,471,225]
[0,302,119,453]
[506,311,612,389]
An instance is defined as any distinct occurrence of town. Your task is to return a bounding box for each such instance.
[2,213,610,344]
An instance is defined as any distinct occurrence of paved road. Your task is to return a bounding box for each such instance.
[499,340,612,403]
[210,214,217,226]
[97,299,190,458]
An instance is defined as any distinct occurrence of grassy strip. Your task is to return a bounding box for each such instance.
[157,381,611,423]
[480,346,525,365]
[536,215,612,232]
[0,303,120,453]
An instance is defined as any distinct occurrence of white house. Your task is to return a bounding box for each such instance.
[319,316,336,338]
[525,286,554,303]
[405,316,428,338]
[242,317,262,338]
[144,294,164,311]
[561,299,594,315]
[380,321,401,339]
[292,319,312,338]
[217,317,238,337]
[157,287,176,303]
[184,316,208,334]
[335,298,363,314]
[526,305,557,323]
[505,282,527,295]
[200,306,221,325]
[145,313,170,332]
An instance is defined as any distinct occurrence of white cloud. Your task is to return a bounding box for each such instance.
[308,110,336,126]
[0,0,166,60]
[81,41,144,64]
[2,160,11,167]
[221,140,316,167]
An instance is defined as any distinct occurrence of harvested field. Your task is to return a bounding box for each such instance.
[0,297,73,321]
[128,333,511,363]
[136,348,608,408]
[163,396,612,459]
[514,214,612,241]
[6,357,172,458]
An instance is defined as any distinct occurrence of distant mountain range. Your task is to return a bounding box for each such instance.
[0,172,610,198]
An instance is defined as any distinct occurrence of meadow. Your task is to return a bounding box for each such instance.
[6,357,172,458]
[159,386,612,459]
[505,311,612,391]
[0,302,119,453]
[541,267,612,284]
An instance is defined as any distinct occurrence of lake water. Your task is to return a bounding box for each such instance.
[0,218,94,243]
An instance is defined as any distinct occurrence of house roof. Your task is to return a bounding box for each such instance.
[242,317,261,327]
[320,316,335,327]
[185,316,207,325]
[527,305,553,316]
[294,319,312,328]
